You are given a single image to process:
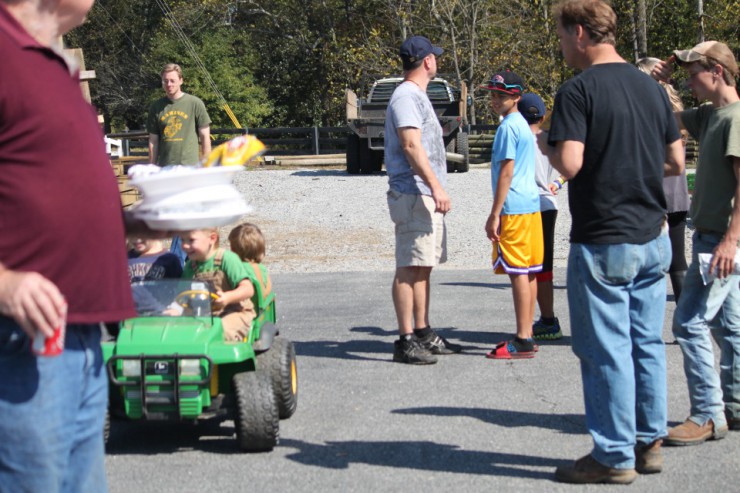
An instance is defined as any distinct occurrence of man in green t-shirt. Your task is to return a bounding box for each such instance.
[147,63,212,166]
[653,41,740,445]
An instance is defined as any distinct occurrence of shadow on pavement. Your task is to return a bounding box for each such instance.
[392,406,586,435]
[292,326,573,361]
[440,281,510,290]
[280,438,569,480]
[293,326,536,361]
[106,417,239,456]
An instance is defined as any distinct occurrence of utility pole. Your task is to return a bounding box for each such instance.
[634,0,647,61]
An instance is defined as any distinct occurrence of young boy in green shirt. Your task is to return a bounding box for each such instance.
[179,228,254,341]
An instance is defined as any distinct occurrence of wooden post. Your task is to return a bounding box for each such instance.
[64,47,96,103]
[313,127,320,155]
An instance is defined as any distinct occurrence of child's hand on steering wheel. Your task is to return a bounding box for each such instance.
[212,290,227,311]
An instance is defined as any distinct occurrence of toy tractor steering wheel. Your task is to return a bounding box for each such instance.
[174,289,218,308]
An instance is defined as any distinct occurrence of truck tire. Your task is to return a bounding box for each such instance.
[445,139,456,173]
[256,337,298,419]
[359,144,382,174]
[456,131,470,173]
[346,134,361,175]
[370,149,384,173]
[232,371,279,452]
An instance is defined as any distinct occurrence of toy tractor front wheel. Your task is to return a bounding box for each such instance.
[256,336,298,419]
[232,371,279,452]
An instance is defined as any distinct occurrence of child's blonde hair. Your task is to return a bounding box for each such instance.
[228,223,265,263]
[637,57,689,143]
[182,227,219,245]
[636,57,684,112]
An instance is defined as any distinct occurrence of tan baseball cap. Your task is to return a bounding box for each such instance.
[674,41,739,77]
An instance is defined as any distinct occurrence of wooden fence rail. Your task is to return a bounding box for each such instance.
[107,124,698,166]
[108,126,355,157]
[107,125,504,159]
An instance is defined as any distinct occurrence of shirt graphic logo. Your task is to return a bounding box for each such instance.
[163,115,183,139]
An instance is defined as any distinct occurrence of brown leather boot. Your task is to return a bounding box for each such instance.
[635,439,663,474]
[665,418,728,446]
[555,454,637,484]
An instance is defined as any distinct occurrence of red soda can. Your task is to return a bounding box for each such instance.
[32,304,67,357]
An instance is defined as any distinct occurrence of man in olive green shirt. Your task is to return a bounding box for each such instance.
[147,63,211,165]
[652,40,740,445]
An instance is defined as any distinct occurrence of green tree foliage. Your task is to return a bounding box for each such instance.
[67,0,271,131]
[67,0,739,131]
[65,0,163,130]
[149,19,272,129]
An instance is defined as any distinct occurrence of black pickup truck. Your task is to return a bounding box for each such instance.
[345,76,469,174]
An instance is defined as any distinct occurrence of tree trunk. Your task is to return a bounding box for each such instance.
[633,0,647,61]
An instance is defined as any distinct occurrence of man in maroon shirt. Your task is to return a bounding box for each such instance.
[0,1,135,491]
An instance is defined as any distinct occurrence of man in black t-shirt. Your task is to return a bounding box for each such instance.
[539,0,684,485]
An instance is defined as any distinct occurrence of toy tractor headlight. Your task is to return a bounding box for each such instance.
[180,359,202,376]
[122,360,142,377]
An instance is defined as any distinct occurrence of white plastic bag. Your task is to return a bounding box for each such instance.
[698,251,740,285]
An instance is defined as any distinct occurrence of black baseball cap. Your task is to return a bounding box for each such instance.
[517,93,546,123]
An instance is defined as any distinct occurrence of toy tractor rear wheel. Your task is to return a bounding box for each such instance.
[232,371,279,452]
[256,337,298,419]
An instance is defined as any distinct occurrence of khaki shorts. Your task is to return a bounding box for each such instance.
[387,189,447,268]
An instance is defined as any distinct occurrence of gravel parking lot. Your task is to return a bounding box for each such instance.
[231,167,573,274]
[232,166,692,274]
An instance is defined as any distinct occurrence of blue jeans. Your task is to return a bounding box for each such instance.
[567,232,671,469]
[0,319,108,493]
[673,232,740,426]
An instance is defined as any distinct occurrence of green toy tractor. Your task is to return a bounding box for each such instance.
[103,278,297,452]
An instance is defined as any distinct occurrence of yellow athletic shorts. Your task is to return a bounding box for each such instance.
[492,212,544,275]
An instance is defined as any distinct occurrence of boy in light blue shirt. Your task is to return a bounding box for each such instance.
[482,71,543,360]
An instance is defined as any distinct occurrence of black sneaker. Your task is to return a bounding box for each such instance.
[393,337,437,365]
[533,317,563,340]
[416,329,462,355]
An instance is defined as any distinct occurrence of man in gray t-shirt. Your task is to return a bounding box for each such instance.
[385,84,447,195]
[384,35,460,365]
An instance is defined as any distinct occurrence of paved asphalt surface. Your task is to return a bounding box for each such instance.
[105,268,739,492]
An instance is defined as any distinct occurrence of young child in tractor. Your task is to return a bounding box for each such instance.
[228,223,273,311]
[178,228,255,341]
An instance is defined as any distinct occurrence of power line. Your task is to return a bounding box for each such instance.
[154,0,243,128]
[91,2,148,58]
